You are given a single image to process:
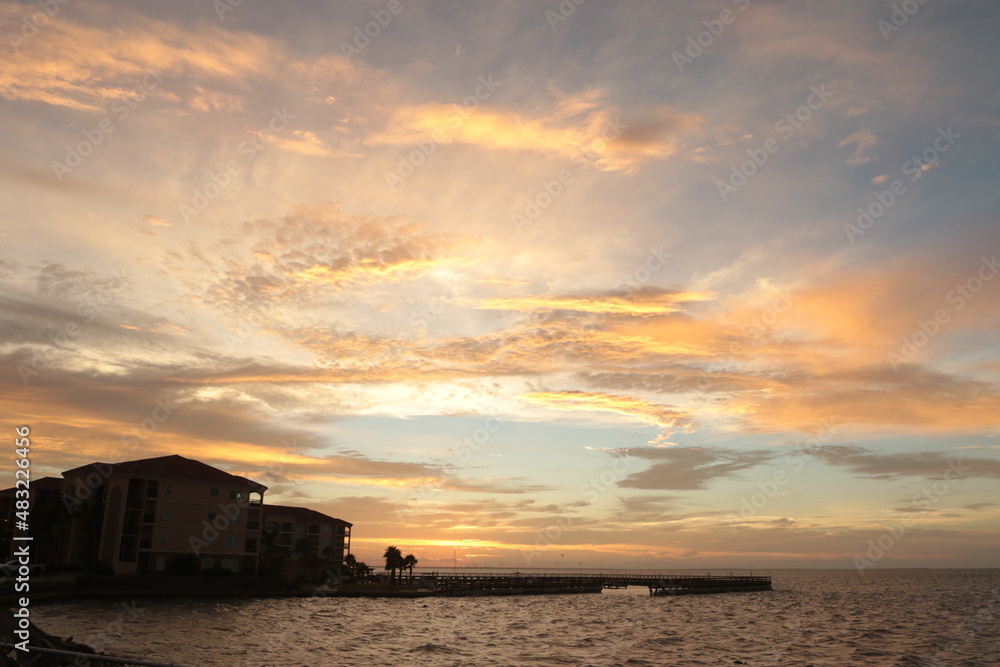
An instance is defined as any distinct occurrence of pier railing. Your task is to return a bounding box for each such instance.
[409,572,772,596]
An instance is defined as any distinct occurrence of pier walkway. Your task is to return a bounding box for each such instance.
[413,572,772,597]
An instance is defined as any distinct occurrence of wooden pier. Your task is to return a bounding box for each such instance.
[646,574,773,596]
[413,572,772,597]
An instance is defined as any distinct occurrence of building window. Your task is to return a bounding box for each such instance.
[159,531,168,545]
[294,523,304,533]
[165,482,173,495]
[155,557,166,572]
[231,513,242,525]
[321,537,330,546]
[208,511,217,520]
[162,506,171,520]
[210,487,219,497]
[221,559,238,573]
[321,525,331,533]
[224,536,239,548]
[201,558,213,570]
[229,490,244,501]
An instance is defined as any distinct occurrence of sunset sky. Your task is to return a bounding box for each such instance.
[1,0,998,570]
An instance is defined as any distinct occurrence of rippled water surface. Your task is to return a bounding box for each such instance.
[31,570,1000,666]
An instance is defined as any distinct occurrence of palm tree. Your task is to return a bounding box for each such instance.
[293,536,319,581]
[402,554,418,582]
[293,536,317,561]
[355,561,370,583]
[383,545,403,584]
[258,527,286,576]
[69,498,104,574]
[344,553,358,580]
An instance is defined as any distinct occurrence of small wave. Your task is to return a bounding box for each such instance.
[408,643,463,655]
[641,635,684,647]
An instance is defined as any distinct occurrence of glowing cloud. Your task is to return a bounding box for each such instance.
[475,289,713,316]
[521,390,694,443]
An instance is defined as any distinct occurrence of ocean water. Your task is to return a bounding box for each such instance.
[30,569,1000,666]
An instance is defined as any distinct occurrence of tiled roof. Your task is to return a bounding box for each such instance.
[264,503,352,526]
[62,454,267,492]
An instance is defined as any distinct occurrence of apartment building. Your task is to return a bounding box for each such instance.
[60,454,267,575]
[0,454,354,578]
[263,504,352,578]
[0,476,65,567]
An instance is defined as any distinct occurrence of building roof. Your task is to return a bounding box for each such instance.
[264,503,352,527]
[62,455,267,493]
[0,476,64,497]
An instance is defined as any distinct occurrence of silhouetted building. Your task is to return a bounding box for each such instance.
[0,455,353,577]
[60,455,267,575]
[263,504,352,579]
[0,476,66,567]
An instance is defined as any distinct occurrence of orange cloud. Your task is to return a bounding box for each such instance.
[366,94,703,172]
[521,390,693,443]
[475,290,713,316]
[0,8,279,111]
